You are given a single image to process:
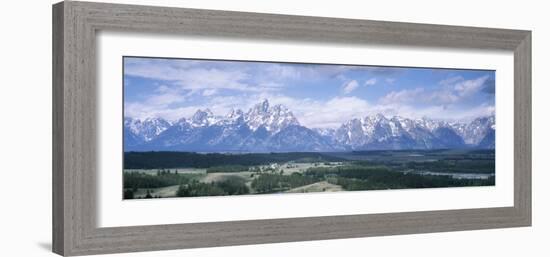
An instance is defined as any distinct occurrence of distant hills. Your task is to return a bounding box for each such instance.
[125,99,495,152]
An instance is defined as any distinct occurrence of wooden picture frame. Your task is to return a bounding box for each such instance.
[52,1,531,256]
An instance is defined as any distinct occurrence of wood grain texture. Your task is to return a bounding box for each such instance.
[514,32,532,224]
[52,1,532,256]
[52,2,65,255]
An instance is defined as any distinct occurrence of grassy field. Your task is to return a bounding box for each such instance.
[123,162,345,198]
[285,181,343,193]
[123,149,495,199]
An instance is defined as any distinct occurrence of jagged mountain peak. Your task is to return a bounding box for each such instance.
[192,108,213,119]
[124,101,495,152]
[450,115,495,145]
[270,103,288,112]
[191,108,219,127]
[247,99,291,115]
[260,98,270,111]
[362,113,388,123]
[249,99,271,114]
[124,116,171,142]
[245,99,299,133]
[227,108,244,119]
[334,113,494,150]
[173,117,190,127]
[125,116,169,125]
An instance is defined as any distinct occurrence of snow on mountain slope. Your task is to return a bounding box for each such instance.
[124,100,495,152]
[244,99,300,134]
[451,116,495,145]
[124,117,171,142]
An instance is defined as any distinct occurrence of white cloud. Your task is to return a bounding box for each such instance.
[372,75,494,122]
[171,68,253,91]
[125,60,274,93]
[453,75,489,97]
[427,91,460,104]
[379,75,491,106]
[124,102,199,121]
[145,92,186,106]
[363,102,494,122]
[124,58,494,125]
[202,89,218,96]
[300,97,371,128]
[127,90,494,126]
[342,80,359,94]
[379,88,424,104]
[439,76,463,86]
[124,83,193,120]
[256,81,285,90]
[264,64,303,80]
[365,78,377,86]
[189,93,372,129]
[154,85,170,93]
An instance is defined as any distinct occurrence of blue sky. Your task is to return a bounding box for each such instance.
[124,57,495,128]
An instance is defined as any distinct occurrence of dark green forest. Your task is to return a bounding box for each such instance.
[305,165,494,190]
[251,173,320,193]
[176,177,250,197]
[124,151,344,169]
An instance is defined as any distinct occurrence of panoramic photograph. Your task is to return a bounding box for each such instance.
[122,56,496,199]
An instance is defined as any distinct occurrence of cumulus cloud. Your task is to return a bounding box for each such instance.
[301,97,371,128]
[145,92,186,106]
[255,95,371,128]
[380,88,424,104]
[264,64,303,80]
[365,78,377,86]
[124,84,192,120]
[342,80,359,94]
[373,75,495,122]
[124,102,199,121]
[439,76,464,86]
[380,75,492,106]
[202,89,218,96]
[125,58,280,93]
[168,93,372,129]
[124,57,495,125]
[126,88,493,127]
[453,75,490,98]
[373,102,495,122]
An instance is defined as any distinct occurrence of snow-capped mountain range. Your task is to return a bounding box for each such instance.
[124,99,495,152]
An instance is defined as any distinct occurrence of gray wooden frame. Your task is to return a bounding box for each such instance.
[52,1,531,256]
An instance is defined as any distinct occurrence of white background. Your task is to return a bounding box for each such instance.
[0,0,548,256]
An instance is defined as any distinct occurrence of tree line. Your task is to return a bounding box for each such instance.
[124,151,344,169]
